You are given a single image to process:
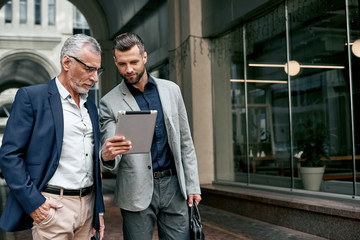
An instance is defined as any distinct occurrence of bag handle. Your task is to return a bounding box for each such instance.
[191,201,201,222]
[190,200,205,240]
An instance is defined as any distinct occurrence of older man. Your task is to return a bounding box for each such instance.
[0,34,105,240]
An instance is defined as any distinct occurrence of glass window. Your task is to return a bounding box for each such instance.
[213,0,360,196]
[287,0,351,194]
[213,28,245,182]
[34,0,41,25]
[20,0,27,24]
[48,0,55,26]
[349,0,360,196]
[243,3,289,188]
[73,7,90,35]
[4,0,12,24]
[149,62,169,80]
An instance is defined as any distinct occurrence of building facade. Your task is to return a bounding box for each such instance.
[0,0,94,129]
[0,0,359,238]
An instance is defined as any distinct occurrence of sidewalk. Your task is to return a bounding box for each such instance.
[102,191,326,240]
[101,178,326,240]
[0,178,328,240]
[102,193,246,240]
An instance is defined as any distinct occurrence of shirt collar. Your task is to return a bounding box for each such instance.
[55,77,88,101]
[125,74,156,95]
[148,75,156,85]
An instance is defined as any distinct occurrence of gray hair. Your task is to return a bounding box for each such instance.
[60,34,102,62]
[113,32,145,57]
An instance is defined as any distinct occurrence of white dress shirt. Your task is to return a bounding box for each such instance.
[47,78,94,189]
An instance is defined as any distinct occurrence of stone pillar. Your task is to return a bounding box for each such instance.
[27,0,34,28]
[42,0,48,28]
[12,0,19,28]
[168,0,214,184]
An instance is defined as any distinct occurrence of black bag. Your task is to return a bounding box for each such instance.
[91,231,99,240]
[189,201,205,240]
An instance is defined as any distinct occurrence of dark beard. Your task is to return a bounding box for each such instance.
[122,68,145,85]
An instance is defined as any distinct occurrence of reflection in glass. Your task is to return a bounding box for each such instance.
[349,0,360,196]
[48,0,55,26]
[20,0,27,24]
[34,0,41,25]
[213,0,360,195]
[242,3,291,188]
[5,0,12,24]
[287,0,357,195]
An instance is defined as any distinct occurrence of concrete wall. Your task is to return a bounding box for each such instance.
[0,0,74,85]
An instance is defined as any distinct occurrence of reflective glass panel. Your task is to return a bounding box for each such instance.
[349,0,360,196]
[213,0,360,196]
[35,0,41,25]
[20,0,26,24]
[287,0,358,194]
[5,0,12,24]
[48,0,55,26]
[243,3,291,187]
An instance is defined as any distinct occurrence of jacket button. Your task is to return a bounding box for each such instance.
[148,166,151,170]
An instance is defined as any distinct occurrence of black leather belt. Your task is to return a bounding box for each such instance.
[153,169,176,179]
[43,185,93,197]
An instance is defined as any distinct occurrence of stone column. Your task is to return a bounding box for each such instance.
[168,0,214,184]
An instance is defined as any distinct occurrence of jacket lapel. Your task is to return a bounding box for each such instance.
[119,81,140,111]
[85,100,99,160]
[48,79,64,160]
[153,78,170,120]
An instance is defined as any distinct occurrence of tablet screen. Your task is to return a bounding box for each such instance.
[115,110,157,154]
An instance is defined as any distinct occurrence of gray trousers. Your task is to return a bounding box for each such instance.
[121,175,190,240]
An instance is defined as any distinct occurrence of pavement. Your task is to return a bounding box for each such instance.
[0,178,328,240]
[101,192,327,240]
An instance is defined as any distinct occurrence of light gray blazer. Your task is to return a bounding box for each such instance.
[99,76,201,211]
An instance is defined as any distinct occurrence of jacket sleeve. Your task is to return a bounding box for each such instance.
[99,97,122,170]
[0,88,46,215]
[175,86,201,195]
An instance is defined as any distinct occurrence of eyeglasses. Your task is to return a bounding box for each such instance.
[69,56,104,76]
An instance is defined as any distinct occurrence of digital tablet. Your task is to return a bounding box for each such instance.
[115,110,158,154]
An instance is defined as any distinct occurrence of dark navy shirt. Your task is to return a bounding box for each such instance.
[126,75,174,172]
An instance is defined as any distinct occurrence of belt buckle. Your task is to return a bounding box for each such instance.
[80,187,87,197]
[154,172,162,179]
